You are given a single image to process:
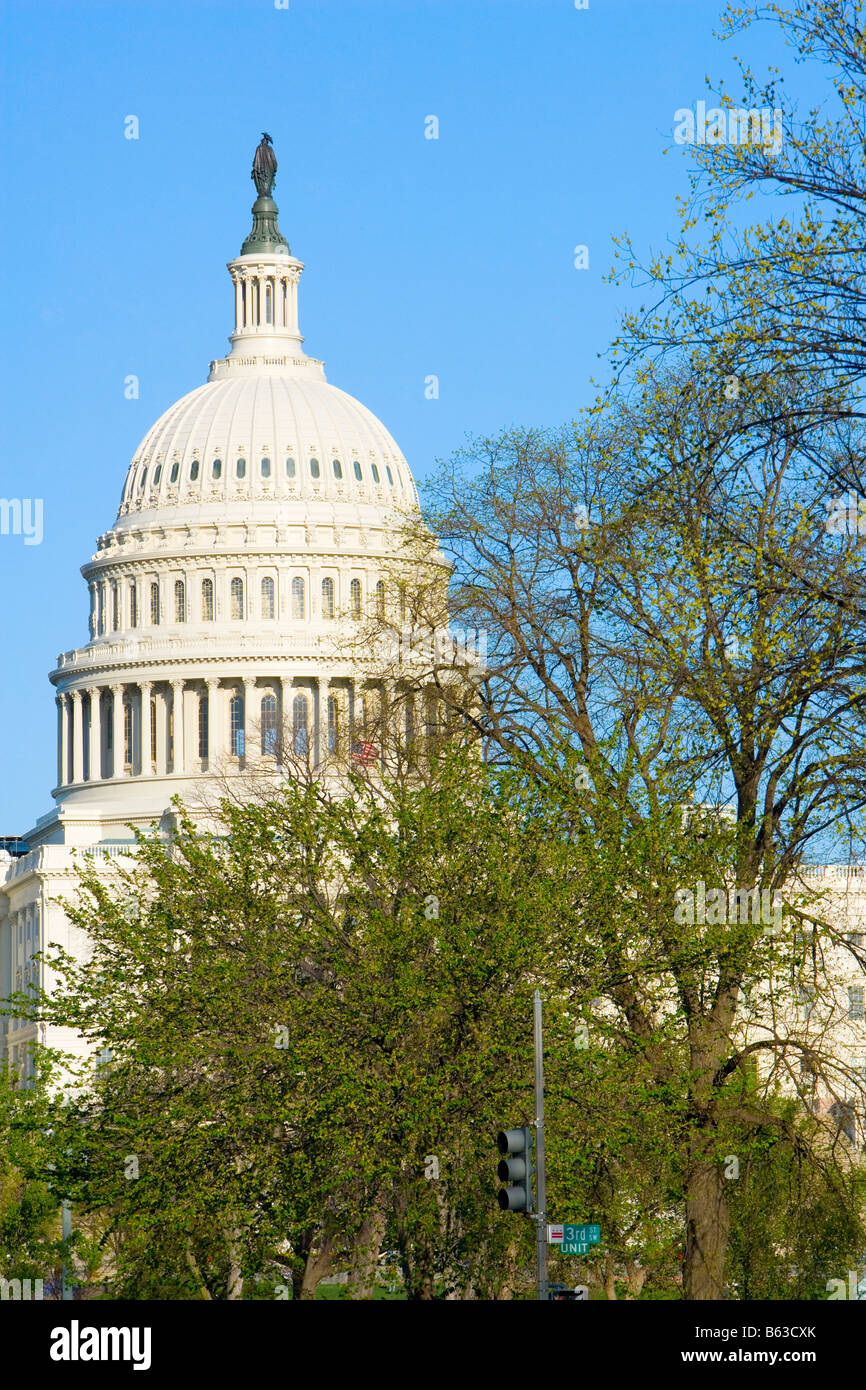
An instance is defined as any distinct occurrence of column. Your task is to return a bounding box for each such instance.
[111,685,125,778]
[170,681,185,774]
[56,696,66,786]
[206,678,220,766]
[243,677,256,760]
[71,691,84,784]
[140,681,153,777]
[155,687,168,776]
[89,688,101,780]
[233,274,242,333]
[320,677,330,761]
[280,677,292,760]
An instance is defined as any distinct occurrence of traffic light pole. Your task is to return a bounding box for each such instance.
[534,989,548,1302]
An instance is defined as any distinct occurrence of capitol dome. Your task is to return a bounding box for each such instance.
[45,137,423,836]
[117,369,417,524]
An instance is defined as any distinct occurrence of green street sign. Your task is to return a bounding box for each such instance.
[561,1223,600,1254]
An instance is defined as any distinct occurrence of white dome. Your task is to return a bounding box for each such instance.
[117,367,416,521]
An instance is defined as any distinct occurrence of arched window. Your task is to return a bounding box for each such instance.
[376,580,386,619]
[265,283,272,324]
[130,582,138,629]
[386,467,394,486]
[198,696,209,760]
[112,584,120,631]
[123,701,134,768]
[150,582,160,625]
[332,458,343,479]
[293,693,308,756]
[212,458,222,480]
[327,694,339,755]
[350,578,362,619]
[230,577,244,620]
[260,456,271,478]
[153,464,162,486]
[201,578,214,622]
[230,694,245,757]
[353,460,363,481]
[190,459,200,481]
[139,468,148,490]
[309,457,320,479]
[261,576,275,620]
[321,577,335,619]
[286,457,296,479]
[261,693,278,755]
[236,457,246,479]
[174,580,186,623]
[371,464,380,483]
[170,460,179,483]
[291,576,305,620]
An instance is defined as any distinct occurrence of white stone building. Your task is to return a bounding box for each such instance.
[0,145,423,1074]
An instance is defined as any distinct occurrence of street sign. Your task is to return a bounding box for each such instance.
[548,1224,564,1244]
[562,1223,601,1254]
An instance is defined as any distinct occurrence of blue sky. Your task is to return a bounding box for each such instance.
[0,0,798,831]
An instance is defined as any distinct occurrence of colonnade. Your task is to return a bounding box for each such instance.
[54,675,425,787]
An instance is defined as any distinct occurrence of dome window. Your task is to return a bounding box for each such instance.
[236,458,247,479]
[322,577,335,620]
[230,577,244,621]
[261,693,278,755]
[139,468,148,490]
[212,458,222,480]
[291,576,305,620]
[153,465,162,486]
[201,578,214,621]
[261,575,275,620]
[371,464,380,484]
[293,694,309,756]
[175,581,186,624]
[230,694,245,757]
[350,578,362,620]
[353,461,363,481]
[386,467,394,486]
[286,457,296,479]
[190,459,200,481]
[309,457,320,479]
[332,459,343,480]
[170,461,179,483]
[260,457,271,478]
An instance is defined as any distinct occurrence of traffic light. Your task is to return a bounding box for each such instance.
[496,1127,534,1213]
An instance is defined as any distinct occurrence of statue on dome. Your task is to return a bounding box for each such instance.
[252,133,278,197]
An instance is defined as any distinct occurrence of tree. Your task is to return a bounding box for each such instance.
[20,750,596,1299]
[395,386,866,1297]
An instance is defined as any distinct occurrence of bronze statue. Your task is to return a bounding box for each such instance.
[252,133,277,197]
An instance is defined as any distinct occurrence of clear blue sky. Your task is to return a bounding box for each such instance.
[0,0,797,831]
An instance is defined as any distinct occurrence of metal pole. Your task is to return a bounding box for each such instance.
[61,1199,73,1300]
[534,989,548,1302]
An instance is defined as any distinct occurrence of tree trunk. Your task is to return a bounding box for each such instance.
[347,1199,386,1300]
[624,1260,647,1300]
[604,1248,618,1300]
[299,1229,336,1300]
[684,1156,729,1299]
